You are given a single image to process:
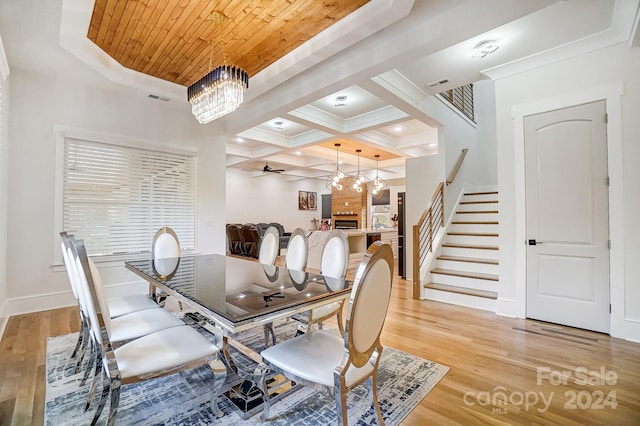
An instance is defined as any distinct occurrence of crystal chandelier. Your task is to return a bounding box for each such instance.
[326,143,346,191]
[351,149,368,193]
[187,11,248,124]
[369,154,388,198]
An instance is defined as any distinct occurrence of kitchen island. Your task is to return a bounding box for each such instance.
[306,229,398,273]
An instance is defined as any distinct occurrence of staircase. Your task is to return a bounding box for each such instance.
[424,191,499,311]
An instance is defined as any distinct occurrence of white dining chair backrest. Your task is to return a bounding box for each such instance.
[320,230,349,279]
[152,226,180,259]
[71,239,105,348]
[60,234,79,301]
[259,226,280,265]
[285,228,308,271]
[347,241,393,362]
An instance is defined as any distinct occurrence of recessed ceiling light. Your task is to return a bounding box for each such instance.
[273,121,285,130]
[394,126,403,132]
[295,151,301,155]
[471,40,500,59]
[235,137,245,143]
[334,95,348,107]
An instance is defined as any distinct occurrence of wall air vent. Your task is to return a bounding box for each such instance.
[427,78,450,88]
[148,94,170,102]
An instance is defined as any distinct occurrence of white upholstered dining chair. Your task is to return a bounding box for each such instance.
[60,233,165,380]
[64,237,191,390]
[260,241,394,425]
[151,226,181,306]
[152,226,181,258]
[285,227,308,271]
[258,225,280,265]
[71,238,227,426]
[300,230,349,334]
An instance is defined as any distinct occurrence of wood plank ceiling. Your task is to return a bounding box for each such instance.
[319,139,401,161]
[88,0,370,87]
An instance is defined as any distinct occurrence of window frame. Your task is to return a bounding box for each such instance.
[53,125,198,266]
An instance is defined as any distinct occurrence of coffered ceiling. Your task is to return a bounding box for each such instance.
[50,0,640,184]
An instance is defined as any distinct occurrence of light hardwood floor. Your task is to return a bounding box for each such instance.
[1,273,639,425]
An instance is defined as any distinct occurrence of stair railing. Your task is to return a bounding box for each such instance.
[412,148,468,299]
[446,148,468,185]
[412,182,444,298]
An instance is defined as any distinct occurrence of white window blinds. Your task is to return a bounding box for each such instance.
[63,138,196,258]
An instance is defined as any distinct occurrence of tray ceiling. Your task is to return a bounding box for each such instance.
[88,0,369,87]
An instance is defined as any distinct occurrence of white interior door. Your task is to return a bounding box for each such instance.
[525,100,610,333]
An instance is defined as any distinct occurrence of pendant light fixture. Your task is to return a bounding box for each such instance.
[326,143,345,191]
[187,10,249,124]
[351,149,368,193]
[369,154,388,198]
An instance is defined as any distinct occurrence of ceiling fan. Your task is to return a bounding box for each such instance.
[263,162,285,173]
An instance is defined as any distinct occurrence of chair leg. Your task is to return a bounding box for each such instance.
[90,371,111,426]
[69,320,85,360]
[106,377,122,426]
[263,322,276,347]
[334,383,349,426]
[208,358,227,418]
[85,351,103,411]
[73,325,91,375]
[68,324,87,375]
[367,375,385,425]
[254,363,271,422]
[80,342,97,386]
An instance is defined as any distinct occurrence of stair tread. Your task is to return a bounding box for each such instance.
[447,232,499,237]
[424,282,498,299]
[451,221,499,225]
[460,200,498,204]
[456,210,499,214]
[431,268,498,281]
[464,191,498,196]
[443,243,498,250]
[437,255,499,265]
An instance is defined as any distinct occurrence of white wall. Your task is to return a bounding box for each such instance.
[495,42,640,341]
[421,79,498,220]
[226,168,329,232]
[0,64,8,334]
[1,49,226,318]
[405,141,445,281]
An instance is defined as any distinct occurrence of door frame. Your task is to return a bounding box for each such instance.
[507,82,624,336]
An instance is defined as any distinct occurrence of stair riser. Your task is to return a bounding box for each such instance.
[435,260,498,275]
[423,289,497,312]
[462,193,499,203]
[449,223,499,234]
[445,234,499,245]
[454,212,498,222]
[441,246,499,260]
[430,273,499,292]
[457,203,499,212]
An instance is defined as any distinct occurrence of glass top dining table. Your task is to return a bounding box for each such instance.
[125,254,352,335]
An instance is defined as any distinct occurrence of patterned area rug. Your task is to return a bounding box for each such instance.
[45,318,448,425]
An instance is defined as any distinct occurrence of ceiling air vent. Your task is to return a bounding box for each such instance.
[427,78,450,88]
[148,94,170,102]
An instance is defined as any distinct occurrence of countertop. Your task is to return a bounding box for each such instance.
[341,228,398,236]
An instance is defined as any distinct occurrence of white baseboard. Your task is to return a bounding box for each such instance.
[0,280,148,320]
[0,299,7,340]
[495,298,522,318]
